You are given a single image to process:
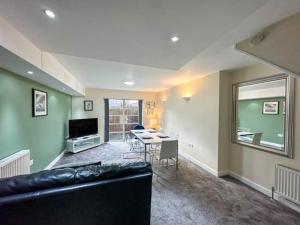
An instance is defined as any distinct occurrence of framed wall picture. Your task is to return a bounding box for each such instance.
[145,101,155,115]
[84,100,93,111]
[263,101,279,115]
[32,89,48,117]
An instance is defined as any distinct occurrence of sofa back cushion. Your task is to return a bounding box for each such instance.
[0,162,151,197]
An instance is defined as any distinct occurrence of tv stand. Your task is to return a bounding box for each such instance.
[66,134,101,153]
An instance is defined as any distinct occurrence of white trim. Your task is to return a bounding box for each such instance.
[179,152,276,197]
[179,151,218,177]
[227,171,271,196]
[217,170,229,177]
[180,152,300,213]
[227,170,300,213]
[276,196,300,213]
[44,150,66,170]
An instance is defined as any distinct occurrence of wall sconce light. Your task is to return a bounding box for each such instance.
[161,98,167,102]
[183,96,191,101]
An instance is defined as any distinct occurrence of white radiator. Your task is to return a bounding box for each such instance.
[275,164,300,205]
[0,150,30,179]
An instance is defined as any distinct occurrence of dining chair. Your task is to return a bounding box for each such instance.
[150,140,178,169]
[252,132,263,145]
[123,133,143,159]
[133,125,145,130]
[168,130,179,139]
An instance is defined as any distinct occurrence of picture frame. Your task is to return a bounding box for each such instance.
[146,101,155,115]
[32,89,48,117]
[263,101,279,115]
[146,101,155,109]
[84,100,93,111]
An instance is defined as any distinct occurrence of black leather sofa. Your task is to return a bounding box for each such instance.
[0,162,152,225]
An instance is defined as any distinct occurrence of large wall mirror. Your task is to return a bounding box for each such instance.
[232,74,294,157]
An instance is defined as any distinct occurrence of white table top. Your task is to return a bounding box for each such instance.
[237,131,254,136]
[131,129,177,144]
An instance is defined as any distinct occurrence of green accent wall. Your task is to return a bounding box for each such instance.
[0,68,71,172]
[238,97,285,144]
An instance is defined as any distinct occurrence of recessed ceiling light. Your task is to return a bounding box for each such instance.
[171,36,179,43]
[124,81,135,86]
[27,70,34,75]
[44,9,56,19]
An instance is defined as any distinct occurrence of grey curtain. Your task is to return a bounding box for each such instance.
[104,99,109,142]
[138,100,143,125]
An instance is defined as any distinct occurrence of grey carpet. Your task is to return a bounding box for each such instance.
[55,142,143,166]
[55,142,300,225]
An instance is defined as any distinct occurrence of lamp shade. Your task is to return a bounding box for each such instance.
[150,118,158,128]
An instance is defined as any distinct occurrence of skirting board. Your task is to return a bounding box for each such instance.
[44,150,66,170]
[227,171,300,213]
[180,152,300,213]
[227,170,271,197]
[179,151,218,177]
[218,170,280,199]
[217,170,230,177]
[179,152,272,196]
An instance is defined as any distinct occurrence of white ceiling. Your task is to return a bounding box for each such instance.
[52,54,175,92]
[1,0,300,92]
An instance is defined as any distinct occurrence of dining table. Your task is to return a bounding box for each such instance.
[130,129,178,169]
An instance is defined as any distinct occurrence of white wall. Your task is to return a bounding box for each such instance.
[158,73,221,172]
[72,88,158,142]
[158,62,300,194]
[218,71,231,172]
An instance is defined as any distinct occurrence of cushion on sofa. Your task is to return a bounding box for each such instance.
[0,162,151,197]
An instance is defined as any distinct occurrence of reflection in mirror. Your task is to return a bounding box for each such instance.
[233,74,294,157]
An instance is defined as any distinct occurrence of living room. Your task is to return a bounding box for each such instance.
[1,1,300,225]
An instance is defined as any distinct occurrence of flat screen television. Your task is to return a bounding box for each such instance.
[69,118,98,138]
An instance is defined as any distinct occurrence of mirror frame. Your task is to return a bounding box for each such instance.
[232,74,295,158]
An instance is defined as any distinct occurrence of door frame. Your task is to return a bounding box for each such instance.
[107,98,142,141]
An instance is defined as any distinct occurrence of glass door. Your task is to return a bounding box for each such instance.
[108,99,124,141]
[124,100,139,137]
[108,99,140,141]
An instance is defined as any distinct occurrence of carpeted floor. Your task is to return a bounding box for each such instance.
[55,142,300,225]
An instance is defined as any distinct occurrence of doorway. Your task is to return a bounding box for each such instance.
[108,99,141,141]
